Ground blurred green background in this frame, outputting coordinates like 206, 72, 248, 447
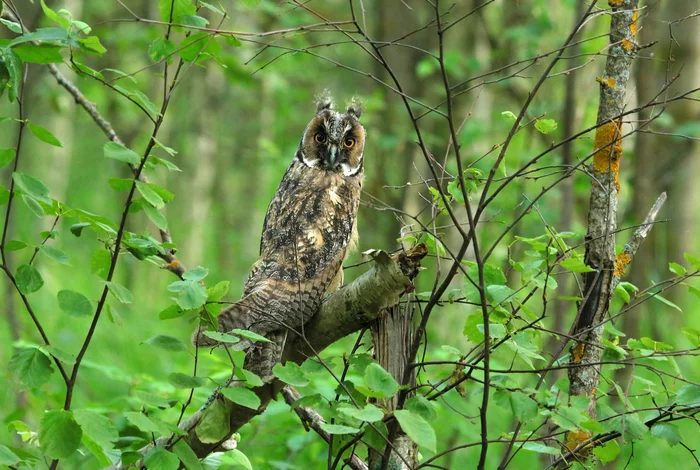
1, 0, 699, 468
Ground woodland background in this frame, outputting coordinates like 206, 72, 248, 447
0, 0, 699, 469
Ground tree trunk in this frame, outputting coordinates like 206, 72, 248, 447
368, 303, 418, 469
567, 0, 640, 454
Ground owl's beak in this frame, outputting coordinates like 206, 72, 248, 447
326, 145, 339, 165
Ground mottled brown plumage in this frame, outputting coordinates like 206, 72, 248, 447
195, 96, 365, 379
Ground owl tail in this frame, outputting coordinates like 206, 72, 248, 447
245, 330, 287, 382
192, 300, 253, 349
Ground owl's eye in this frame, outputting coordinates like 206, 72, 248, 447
343, 137, 355, 149
315, 133, 326, 143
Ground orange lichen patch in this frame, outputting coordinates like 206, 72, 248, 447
592, 120, 623, 191
566, 429, 593, 452
622, 39, 635, 52
614, 251, 632, 276
167, 260, 181, 269
596, 76, 616, 88
608, 0, 623, 6
573, 342, 586, 364
631, 10, 639, 36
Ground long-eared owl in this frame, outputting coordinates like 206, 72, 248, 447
195, 94, 365, 379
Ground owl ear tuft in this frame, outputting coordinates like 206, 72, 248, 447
345, 96, 364, 119
315, 89, 334, 113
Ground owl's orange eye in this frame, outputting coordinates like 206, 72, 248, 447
315, 133, 326, 143
344, 137, 355, 149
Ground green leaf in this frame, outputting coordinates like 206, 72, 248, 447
669, 262, 686, 276
241, 369, 263, 387
207, 280, 229, 301
40, 245, 69, 265
136, 181, 165, 208
4, 240, 27, 251
124, 412, 161, 434
43, 345, 76, 365
149, 38, 177, 63
272, 362, 310, 387
108, 177, 133, 191
240, 0, 262, 7
509, 391, 538, 423
159, 0, 196, 22
651, 293, 681, 312
9, 27, 68, 46
179, 32, 210, 62
594, 439, 620, 463
609, 414, 648, 441
231, 328, 272, 343
172, 440, 204, 470
143, 335, 188, 353
78, 36, 106, 55
57, 290, 93, 317
159, 304, 186, 320
534, 118, 558, 134
12, 172, 51, 203
520, 442, 560, 455
319, 424, 360, 435
195, 399, 230, 443
0, 148, 15, 168
81, 434, 112, 468
27, 122, 63, 146
0, 46, 22, 102
168, 372, 206, 388
152, 156, 181, 171
105, 281, 134, 304
201, 331, 240, 343
23, 195, 44, 217
134, 390, 173, 408
560, 257, 595, 273
0, 18, 22, 34
39, 411, 81, 459
14, 44, 63, 64
220, 450, 252, 470
8, 347, 54, 387
394, 410, 437, 452
91, 249, 111, 278
73, 409, 118, 449
684, 253, 700, 270
144, 447, 180, 470
651, 422, 682, 447
364, 363, 399, 398
0, 445, 19, 465
220, 387, 261, 410
501, 110, 517, 121
405, 396, 437, 422
183, 266, 209, 281
615, 283, 630, 303
182, 15, 209, 27
104, 141, 140, 165
675, 384, 700, 405
132, 90, 161, 116
142, 203, 168, 231
337, 404, 384, 422
682, 327, 700, 346
552, 405, 587, 431
40, 0, 71, 28
15, 264, 44, 294
176, 281, 207, 310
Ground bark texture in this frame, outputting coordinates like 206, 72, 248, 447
368, 304, 418, 469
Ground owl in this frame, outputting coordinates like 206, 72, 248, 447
195, 95, 365, 380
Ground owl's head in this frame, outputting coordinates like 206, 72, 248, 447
296, 95, 365, 176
